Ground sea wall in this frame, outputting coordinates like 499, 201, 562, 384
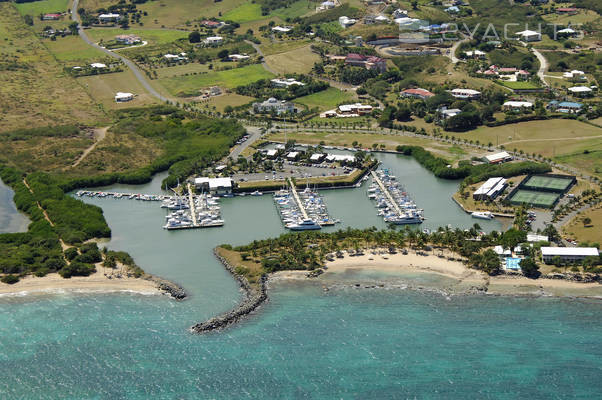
190, 248, 268, 333
149, 276, 187, 299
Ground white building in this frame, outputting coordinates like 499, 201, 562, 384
473, 177, 507, 201
325, 154, 355, 164
115, 92, 134, 102
194, 177, 232, 195
90, 63, 107, 69
265, 149, 278, 159
228, 54, 250, 61
392, 9, 408, 19
272, 26, 292, 33
450, 88, 481, 99
503, 101, 533, 111
253, 97, 295, 115
286, 151, 300, 161
204, 36, 223, 45
483, 151, 512, 164
438, 107, 462, 119
568, 86, 593, 96
338, 103, 372, 115
541, 247, 599, 264
339, 16, 357, 28
464, 50, 486, 58
310, 153, 326, 163
164, 53, 187, 62
516, 30, 541, 42
527, 234, 548, 243
99, 13, 120, 23
271, 78, 305, 88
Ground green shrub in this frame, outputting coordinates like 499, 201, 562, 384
1, 275, 20, 284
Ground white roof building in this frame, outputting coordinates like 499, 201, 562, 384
99, 13, 120, 21
473, 177, 507, 200
465, 50, 486, 57
563, 70, 585, 78
516, 30, 542, 42
271, 78, 305, 87
265, 149, 278, 158
557, 28, 576, 34
229, 54, 250, 60
286, 151, 300, 159
194, 177, 232, 194
450, 88, 481, 99
339, 16, 357, 28
484, 151, 512, 164
90, 63, 107, 69
541, 247, 599, 263
527, 234, 549, 242
310, 153, 326, 162
204, 36, 223, 44
325, 154, 355, 163
115, 92, 134, 102
272, 26, 292, 33
568, 86, 592, 93
503, 101, 533, 109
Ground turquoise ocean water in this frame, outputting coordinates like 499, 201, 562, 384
0, 153, 600, 399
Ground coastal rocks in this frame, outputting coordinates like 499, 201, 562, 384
307, 269, 324, 278
542, 272, 600, 283
190, 249, 268, 333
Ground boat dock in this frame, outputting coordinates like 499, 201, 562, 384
187, 183, 198, 226
368, 169, 424, 225
288, 178, 309, 220
370, 170, 402, 216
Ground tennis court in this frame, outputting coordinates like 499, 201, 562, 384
523, 175, 573, 192
509, 190, 560, 208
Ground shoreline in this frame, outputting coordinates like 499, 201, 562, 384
0, 269, 187, 300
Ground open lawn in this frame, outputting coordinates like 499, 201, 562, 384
223, 2, 263, 23
45, 35, 107, 63
259, 39, 312, 56
203, 93, 255, 112
264, 44, 320, 74
14, 0, 69, 16
296, 87, 356, 110
86, 28, 188, 46
555, 149, 602, 178
562, 206, 602, 244
270, 0, 316, 20
157, 64, 274, 95
542, 9, 600, 25
496, 81, 541, 90
0, 3, 105, 132
77, 70, 159, 109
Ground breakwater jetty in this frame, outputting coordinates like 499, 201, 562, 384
190, 248, 268, 333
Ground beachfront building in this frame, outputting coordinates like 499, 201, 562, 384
271, 78, 305, 88
400, 88, 434, 99
115, 92, 134, 102
472, 177, 507, 201
516, 29, 541, 42
483, 151, 512, 164
194, 177, 232, 195
541, 247, 599, 264
503, 101, 533, 111
450, 88, 481, 100
253, 98, 296, 115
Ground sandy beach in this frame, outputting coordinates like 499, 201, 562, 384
271, 250, 602, 298
0, 269, 161, 296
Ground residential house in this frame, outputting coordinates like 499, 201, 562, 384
568, 86, 593, 97
201, 20, 222, 29
516, 30, 541, 42
253, 98, 296, 115
272, 26, 292, 33
438, 107, 462, 120
483, 151, 512, 164
450, 88, 481, 100
115, 92, 134, 102
115, 34, 141, 45
339, 16, 357, 28
98, 13, 120, 23
344, 53, 387, 72
338, 103, 373, 115
43, 13, 61, 20
556, 8, 578, 15
464, 50, 486, 59
228, 54, 250, 61
546, 101, 583, 114
90, 62, 107, 69
271, 78, 305, 88
400, 88, 435, 99
204, 36, 223, 45
503, 101, 533, 111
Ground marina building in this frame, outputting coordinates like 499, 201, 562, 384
541, 247, 599, 264
483, 151, 512, 164
194, 177, 232, 195
472, 177, 507, 201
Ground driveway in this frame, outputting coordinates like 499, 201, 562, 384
531, 48, 549, 87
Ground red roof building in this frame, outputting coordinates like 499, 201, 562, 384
43, 13, 61, 20
400, 88, 435, 99
344, 53, 387, 72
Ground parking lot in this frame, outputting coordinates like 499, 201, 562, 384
230, 161, 352, 183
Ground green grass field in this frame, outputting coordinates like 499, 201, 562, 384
158, 64, 274, 95
296, 87, 355, 110
45, 36, 107, 62
509, 190, 559, 208
523, 175, 573, 191
270, 0, 315, 20
222, 2, 263, 23
14, 0, 69, 16
496, 80, 541, 90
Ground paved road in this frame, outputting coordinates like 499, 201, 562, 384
245, 40, 277, 75
229, 126, 263, 159
531, 47, 549, 87
448, 37, 469, 64
70, 0, 171, 103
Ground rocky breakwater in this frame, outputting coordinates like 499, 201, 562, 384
190, 248, 268, 333
542, 272, 600, 283
149, 276, 187, 299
